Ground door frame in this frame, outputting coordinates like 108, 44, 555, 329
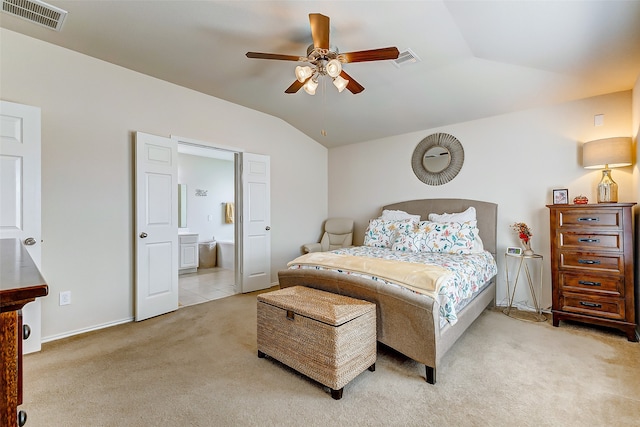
172, 135, 243, 292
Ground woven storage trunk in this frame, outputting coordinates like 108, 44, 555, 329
257, 286, 376, 399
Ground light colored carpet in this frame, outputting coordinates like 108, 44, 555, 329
23, 289, 640, 426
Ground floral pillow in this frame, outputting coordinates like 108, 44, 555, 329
391, 220, 479, 254
363, 218, 416, 248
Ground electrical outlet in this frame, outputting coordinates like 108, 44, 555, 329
59, 291, 71, 306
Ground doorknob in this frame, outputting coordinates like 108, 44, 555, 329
265, 226, 271, 231
139, 232, 148, 238
24, 237, 36, 246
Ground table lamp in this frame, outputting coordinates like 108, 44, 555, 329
582, 137, 632, 203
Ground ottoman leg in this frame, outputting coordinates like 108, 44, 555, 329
331, 387, 343, 400
258, 350, 265, 358
368, 363, 376, 372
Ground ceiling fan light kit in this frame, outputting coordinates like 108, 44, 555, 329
246, 13, 400, 95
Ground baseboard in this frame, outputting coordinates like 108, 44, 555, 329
41, 316, 134, 344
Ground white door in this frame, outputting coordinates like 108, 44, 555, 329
240, 152, 271, 293
135, 132, 178, 321
0, 100, 43, 353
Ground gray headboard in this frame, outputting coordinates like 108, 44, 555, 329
382, 198, 498, 256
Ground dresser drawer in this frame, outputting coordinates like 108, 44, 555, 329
559, 272, 623, 296
560, 293, 625, 320
558, 208, 621, 229
559, 252, 623, 273
558, 232, 622, 251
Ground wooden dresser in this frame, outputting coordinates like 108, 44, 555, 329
1, 239, 48, 427
547, 203, 637, 341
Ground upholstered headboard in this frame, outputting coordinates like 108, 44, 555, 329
382, 198, 498, 257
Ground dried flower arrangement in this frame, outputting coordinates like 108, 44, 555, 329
511, 222, 532, 243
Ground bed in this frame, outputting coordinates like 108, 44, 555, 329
277, 198, 498, 384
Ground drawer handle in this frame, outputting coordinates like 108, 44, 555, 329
18, 410, 27, 426
580, 301, 602, 308
578, 259, 601, 265
23, 324, 31, 340
578, 280, 601, 287
578, 217, 599, 222
578, 238, 600, 243
286, 310, 295, 321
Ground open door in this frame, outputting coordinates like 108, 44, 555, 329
0, 100, 43, 353
239, 152, 271, 293
135, 132, 178, 321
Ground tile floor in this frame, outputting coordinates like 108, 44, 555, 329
178, 267, 237, 307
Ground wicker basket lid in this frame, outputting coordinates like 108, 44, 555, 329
258, 286, 374, 326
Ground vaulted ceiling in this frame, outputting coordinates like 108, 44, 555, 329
2, 1, 639, 147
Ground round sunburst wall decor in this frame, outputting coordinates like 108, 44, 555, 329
411, 133, 464, 185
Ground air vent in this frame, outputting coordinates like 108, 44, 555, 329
393, 48, 421, 68
1, 0, 67, 31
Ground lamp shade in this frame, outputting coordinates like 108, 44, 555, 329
295, 65, 313, 83
332, 75, 349, 92
325, 59, 342, 78
303, 78, 318, 95
582, 137, 632, 169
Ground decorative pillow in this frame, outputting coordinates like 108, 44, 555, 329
427, 207, 484, 253
428, 206, 476, 223
380, 209, 421, 223
363, 218, 416, 248
392, 220, 479, 254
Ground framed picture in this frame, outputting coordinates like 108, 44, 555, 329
506, 247, 523, 256
553, 189, 569, 204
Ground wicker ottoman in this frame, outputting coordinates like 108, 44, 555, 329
257, 286, 376, 400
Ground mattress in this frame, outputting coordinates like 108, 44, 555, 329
287, 246, 498, 326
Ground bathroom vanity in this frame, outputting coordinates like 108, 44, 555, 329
179, 232, 199, 274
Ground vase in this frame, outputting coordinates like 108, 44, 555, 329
522, 240, 534, 256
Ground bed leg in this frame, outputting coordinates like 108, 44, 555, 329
425, 366, 436, 384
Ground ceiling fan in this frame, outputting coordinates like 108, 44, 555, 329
246, 13, 399, 95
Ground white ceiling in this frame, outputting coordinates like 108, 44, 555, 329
1, 1, 639, 148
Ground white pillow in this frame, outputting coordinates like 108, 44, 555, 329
428, 206, 476, 222
427, 207, 484, 253
380, 209, 421, 223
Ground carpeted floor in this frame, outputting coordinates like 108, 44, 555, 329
23, 289, 640, 426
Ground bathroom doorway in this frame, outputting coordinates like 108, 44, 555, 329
176, 138, 239, 307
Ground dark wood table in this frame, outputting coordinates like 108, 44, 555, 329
1, 238, 48, 427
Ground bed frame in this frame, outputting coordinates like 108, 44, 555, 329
277, 198, 497, 384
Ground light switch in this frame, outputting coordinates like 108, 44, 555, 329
208, 215, 213, 222
594, 114, 604, 126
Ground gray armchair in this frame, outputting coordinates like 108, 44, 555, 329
303, 218, 354, 253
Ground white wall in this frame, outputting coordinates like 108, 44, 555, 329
0, 29, 328, 340
328, 91, 634, 310
178, 153, 235, 242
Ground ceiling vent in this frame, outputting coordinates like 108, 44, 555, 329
1, 0, 67, 31
393, 49, 421, 68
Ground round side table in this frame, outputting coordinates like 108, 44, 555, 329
503, 252, 546, 322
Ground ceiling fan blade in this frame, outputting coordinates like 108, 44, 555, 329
339, 47, 400, 63
285, 79, 305, 94
246, 52, 303, 61
340, 70, 365, 94
309, 13, 330, 49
